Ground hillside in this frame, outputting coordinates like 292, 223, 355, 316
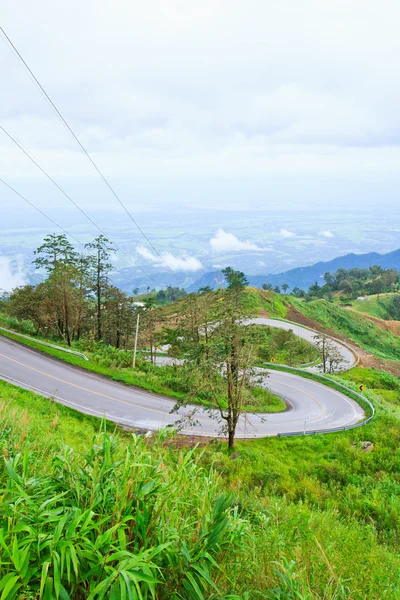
2, 366, 400, 598
189, 247, 400, 292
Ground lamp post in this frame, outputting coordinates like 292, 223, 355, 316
132, 311, 140, 368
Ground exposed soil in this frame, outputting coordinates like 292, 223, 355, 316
345, 309, 400, 336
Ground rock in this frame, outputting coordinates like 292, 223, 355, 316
229, 452, 241, 461
361, 441, 374, 452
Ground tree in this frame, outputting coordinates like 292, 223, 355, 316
33, 234, 79, 345
222, 267, 248, 291
173, 269, 256, 449
262, 283, 273, 291
102, 287, 132, 348
313, 333, 345, 373
140, 298, 162, 364
33, 234, 77, 274
85, 235, 115, 341
292, 287, 305, 298
282, 283, 289, 295
274, 285, 281, 294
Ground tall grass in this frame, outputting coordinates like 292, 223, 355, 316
1, 379, 400, 597
0, 422, 247, 599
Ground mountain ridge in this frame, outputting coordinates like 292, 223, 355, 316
188, 247, 400, 292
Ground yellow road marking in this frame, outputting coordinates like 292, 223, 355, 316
0, 351, 173, 417
0, 349, 330, 429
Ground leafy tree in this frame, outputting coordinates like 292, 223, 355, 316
222, 267, 248, 290
85, 235, 115, 341
292, 287, 305, 297
33, 234, 79, 345
262, 283, 273, 291
33, 233, 77, 274
313, 333, 345, 373
282, 283, 289, 295
173, 271, 256, 449
383, 294, 400, 320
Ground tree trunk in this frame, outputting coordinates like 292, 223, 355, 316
228, 426, 235, 450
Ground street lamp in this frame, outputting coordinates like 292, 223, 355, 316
132, 304, 146, 368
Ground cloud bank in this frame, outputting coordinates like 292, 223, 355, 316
280, 229, 296, 238
0, 256, 26, 291
137, 246, 203, 272
210, 229, 260, 253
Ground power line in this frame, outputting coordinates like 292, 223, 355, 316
0, 25, 183, 284
0, 122, 158, 285
0, 177, 159, 289
0, 177, 82, 246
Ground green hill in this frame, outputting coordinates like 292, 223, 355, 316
292, 298, 400, 361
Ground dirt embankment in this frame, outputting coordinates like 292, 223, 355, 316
284, 307, 400, 377
345, 309, 400, 336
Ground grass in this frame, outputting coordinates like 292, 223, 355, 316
346, 295, 395, 318
292, 298, 400, 360
1, 376, 400, 597
246, 323, 319, 366
0, 382, 245, 599
241, 287, 289, 317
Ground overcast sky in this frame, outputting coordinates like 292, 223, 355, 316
2, 0, 400, 186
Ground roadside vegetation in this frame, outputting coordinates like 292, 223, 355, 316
1, 372, 400, 598
292, 297, 400, 361
246, 323, 319, 365
2, 232, 400, 596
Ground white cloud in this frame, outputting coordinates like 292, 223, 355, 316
280, 229, 296, 238
210, 229, 259, 253
3, 0, 400, 183
0, 256, 26, 291
319, 230, 335, 238
137, 246, 202, 272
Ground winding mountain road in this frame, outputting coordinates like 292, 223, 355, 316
246, 317, 357, 370
0, 319, 363, 438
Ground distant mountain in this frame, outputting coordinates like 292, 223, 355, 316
188, 248, 400, 292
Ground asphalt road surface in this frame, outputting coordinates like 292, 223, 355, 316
0, 333, 364, 438
246, 318, 357, 370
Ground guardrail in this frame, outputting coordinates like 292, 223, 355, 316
0, 327, 89, 361
264, 363, 374, 436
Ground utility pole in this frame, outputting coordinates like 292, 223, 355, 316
132, 312, 140, 368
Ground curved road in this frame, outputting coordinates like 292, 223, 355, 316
247, 318, 357, 370
0, 331, 363, 438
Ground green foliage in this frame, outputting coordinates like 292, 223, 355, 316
246, 324, 319, 366
305, 265, 400, 302
2, 379, 400, 597
0, 422, 244, 598
348, 293, 400, 319
241, 288, 288, 317
293, 298, 400, 360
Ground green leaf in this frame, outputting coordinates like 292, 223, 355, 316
0, 575, 21, 600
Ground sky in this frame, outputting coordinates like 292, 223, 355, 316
1, 1, 400, 286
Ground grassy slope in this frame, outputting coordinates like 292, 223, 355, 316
346, 294, 397, 319
1, 376, 400, 597
292, 297, 400, 360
